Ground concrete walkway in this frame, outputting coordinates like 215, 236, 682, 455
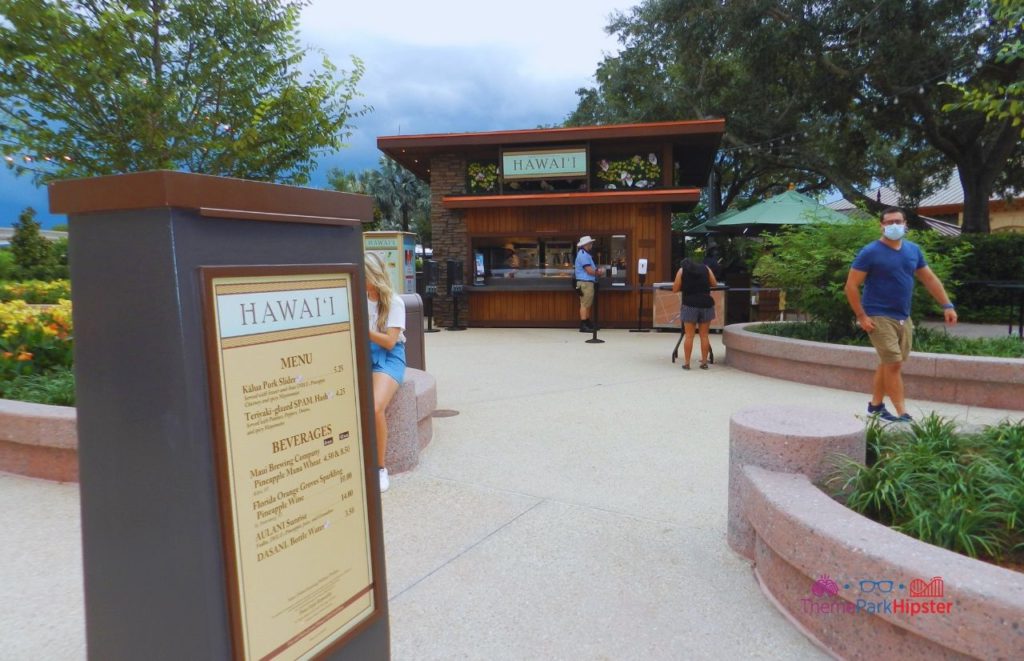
2, 326, 1021, 660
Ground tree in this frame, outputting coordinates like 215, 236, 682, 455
9, 207, 58, 280
945, 0, 1024, 136
569, 0, 1023, 233
368, 157, 430, 235
326, 160, 431, 242
0, 0, 367, 186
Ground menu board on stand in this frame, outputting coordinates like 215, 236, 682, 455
202, 265, 383, 661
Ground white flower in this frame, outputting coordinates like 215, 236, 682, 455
607, 184, 617, 190
648, 153, 658, 164
636, 180, 648, 188
620, 171, 629, 181
475, 173, 485, 181
624, 175, 634, 186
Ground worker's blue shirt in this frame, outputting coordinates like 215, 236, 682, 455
851, 239, 927, 320
575, 249, 596, 282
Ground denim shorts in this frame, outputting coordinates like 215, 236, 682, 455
370, 341, 406, 384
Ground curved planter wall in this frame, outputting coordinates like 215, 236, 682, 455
723, 322, 1024, 411
0, 398, 77, 482
729, 406, 1024, 659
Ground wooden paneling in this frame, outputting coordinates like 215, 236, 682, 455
462, 203, 669, 327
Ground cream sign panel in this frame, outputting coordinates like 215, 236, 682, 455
208, 272, 374, 661
502, 147, 588, 180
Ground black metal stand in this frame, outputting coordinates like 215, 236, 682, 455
447, 286, 466, 331
586, 281, 604, 344
629, 274, 649, 332
424, 285, 440, 333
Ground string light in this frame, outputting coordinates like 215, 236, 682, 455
721, 131, 805, 154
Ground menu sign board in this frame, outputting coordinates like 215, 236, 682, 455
202, 267, 379, 660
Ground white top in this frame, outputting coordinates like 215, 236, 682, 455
368, 293, 406, 344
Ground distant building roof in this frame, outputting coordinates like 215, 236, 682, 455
827, 174, 1002, 213
0, 227, 67, 244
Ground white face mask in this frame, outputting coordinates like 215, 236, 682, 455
883, 223, 906, 241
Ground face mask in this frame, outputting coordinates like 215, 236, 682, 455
883, 223, 906, 241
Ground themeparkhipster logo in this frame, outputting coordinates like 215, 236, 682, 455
802, 574, 953, 616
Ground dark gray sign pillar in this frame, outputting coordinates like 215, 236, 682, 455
49, 171, 389, 660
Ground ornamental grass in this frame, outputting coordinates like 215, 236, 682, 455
830, 415, 1024, 566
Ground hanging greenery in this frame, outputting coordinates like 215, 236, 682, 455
467, 162, 499, 193
594, 154, 661, 190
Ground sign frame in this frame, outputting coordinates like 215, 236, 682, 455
500, 144, 589, 181
200, 264, 385, 661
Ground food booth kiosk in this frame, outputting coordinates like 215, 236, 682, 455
377, 120, 725, 328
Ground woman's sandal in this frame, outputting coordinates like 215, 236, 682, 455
699, 362, 709, 370
682, 363, 691, 370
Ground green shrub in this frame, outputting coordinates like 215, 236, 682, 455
9, 207, 60, 280
753, 321, 1024, 358
831, 415, 1024, 562
754, 222, 971, 341
933, 233, 1024, 323
0, 367, 75, 405
753, 221, 878, 340
0, 250, 16, 280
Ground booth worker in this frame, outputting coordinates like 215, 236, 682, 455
575, 235, 600, 332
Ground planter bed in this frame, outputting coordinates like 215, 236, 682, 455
728, 405, 1024, 659
0, 398, 77, 482
723, 322, 1024, 411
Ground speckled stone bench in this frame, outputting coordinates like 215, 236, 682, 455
383, 367, 437, 473
727, 405, 1024, 659
0, 398, 78, 482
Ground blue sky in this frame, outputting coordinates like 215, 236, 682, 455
0, 0, 629, 228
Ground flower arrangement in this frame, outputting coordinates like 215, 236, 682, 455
595, 153, 661, 190
467, 162, 500, 194
0, 279, 71, 304
0, 298, 73, 382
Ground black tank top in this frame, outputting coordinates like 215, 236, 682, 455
681, 262, 714, 308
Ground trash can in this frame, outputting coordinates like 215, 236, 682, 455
400, 293, 425, 370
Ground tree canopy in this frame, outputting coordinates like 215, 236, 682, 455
0, 0, 367, 186
569, 0, 1024, 233
945, 0, 1024, 136
328, 157, 431, 242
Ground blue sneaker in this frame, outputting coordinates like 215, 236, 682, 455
895, 413, 914, 424
867, 402, 899, 422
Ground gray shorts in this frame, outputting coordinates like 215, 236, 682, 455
681, 305, 715, 324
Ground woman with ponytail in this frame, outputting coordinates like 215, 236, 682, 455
364, 253, 406, 492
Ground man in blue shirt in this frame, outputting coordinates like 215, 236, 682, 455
844, 208, 958, 422
574, 235, 600, 332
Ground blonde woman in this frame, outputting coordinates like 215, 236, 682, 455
365, 253, 406, 492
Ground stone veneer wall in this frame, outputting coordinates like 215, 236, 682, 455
429, 154, 468, 327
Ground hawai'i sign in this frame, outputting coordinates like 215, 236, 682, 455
501, 146, 587, 180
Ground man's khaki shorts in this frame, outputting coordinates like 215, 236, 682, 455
577, 281, 595, 308
867, 316, 913, 364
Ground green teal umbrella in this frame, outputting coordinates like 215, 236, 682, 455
711, 190, 851, 230
685, 208, 739, 235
